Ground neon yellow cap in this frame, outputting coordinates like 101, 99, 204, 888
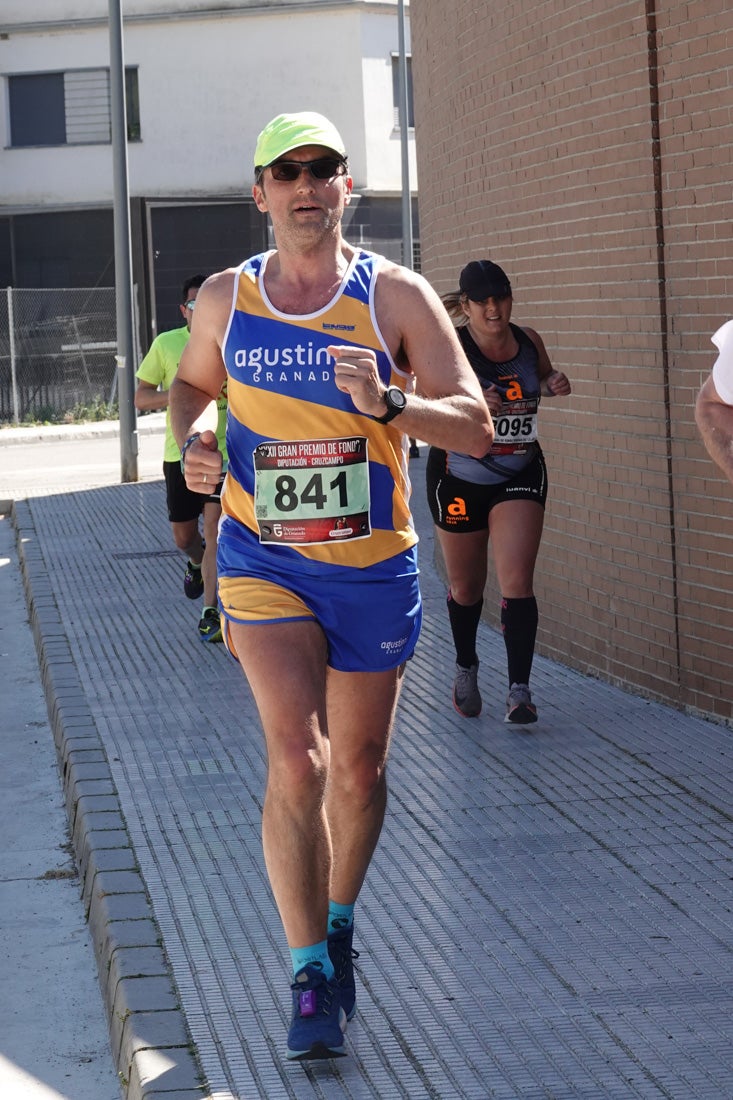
253, 112, 347, 170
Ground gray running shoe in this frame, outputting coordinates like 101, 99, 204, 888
453, 662, 482, 717
505, 683, 538, 724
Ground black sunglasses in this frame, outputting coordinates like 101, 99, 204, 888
264, 157, 347, 183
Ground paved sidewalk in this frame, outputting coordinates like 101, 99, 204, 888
0, 509, 121, 1100
0, 410, 166, 447
4, 424, 733, 1099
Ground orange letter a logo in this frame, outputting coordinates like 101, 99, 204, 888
447, 496, 467, 517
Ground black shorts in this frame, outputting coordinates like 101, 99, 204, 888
163, 460, 212, 523
426, 448, 548, 533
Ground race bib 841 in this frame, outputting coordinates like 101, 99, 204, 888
253, 436, 371, 545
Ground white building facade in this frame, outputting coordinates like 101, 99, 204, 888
0, 0, 415, 335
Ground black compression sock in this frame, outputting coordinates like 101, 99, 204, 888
447, 591, 484, 668
500, 596, 538, 686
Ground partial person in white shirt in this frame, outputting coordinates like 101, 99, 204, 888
695, 320, 733, 484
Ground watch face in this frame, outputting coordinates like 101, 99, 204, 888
376, 385, 406, 423
387, 386, 406, 410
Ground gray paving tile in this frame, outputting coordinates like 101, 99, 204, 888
13, 476, 733, 1100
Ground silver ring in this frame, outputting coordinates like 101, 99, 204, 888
203, 475, 207, 484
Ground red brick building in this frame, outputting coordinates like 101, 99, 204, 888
410, 0, 733, 721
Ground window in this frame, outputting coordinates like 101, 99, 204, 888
8, 73, 66, 146
8, 68, 140, 147
391, 53, 414, 129
124, 68, 141, 142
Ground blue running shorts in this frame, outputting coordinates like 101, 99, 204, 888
217, 518, 422, 673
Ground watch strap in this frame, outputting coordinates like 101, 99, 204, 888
180, 432, 202, 472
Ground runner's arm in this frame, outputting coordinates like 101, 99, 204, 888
523, 326, 571, 397
370, 266, 494, 457
134, 379, 168, 412
170, 274, 230, 487
696, 373, 733, 486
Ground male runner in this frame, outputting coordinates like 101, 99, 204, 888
170, 111, 493, 1059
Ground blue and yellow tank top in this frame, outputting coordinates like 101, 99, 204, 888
220, 249, 416, 571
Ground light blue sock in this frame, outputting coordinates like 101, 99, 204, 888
328, 900, 355, 933
290, 940, 334, 981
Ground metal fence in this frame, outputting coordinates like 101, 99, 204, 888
0, 287, 137, 424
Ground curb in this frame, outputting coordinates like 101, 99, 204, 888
0, 413, 166, 447
12, 498, 207, 1100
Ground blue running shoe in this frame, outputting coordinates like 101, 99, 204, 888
328, 925, 359, 1021
286, 966, 346, 1061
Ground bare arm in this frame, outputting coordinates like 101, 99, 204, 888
134, 379, 169, 412
523, 326, 571, 397
695, 373, 733, 485
332, 265, 494, 457
170, 273, 231, 489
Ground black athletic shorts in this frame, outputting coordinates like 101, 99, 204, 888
426, 448, 548, 533
163, 460, 212, 523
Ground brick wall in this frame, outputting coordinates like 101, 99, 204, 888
411, 0, 733, 721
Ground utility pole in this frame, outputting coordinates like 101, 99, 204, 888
109, 0, 138, 481
397, 0, 413, 270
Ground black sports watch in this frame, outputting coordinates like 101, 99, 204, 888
375, 385, 407, 424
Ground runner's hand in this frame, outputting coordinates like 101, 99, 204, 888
182, 430, 223, 493
545, 370, 571, 396
484, 384, 503, 416
328, 344, 386, 418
